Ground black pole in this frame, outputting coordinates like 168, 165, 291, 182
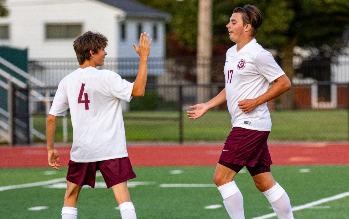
11, 83, 16, 145
347, 83, 349, 141
179, 84, 183, 144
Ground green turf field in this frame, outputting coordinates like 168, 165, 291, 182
32, 109, 348, 142
1, 166, 348, 218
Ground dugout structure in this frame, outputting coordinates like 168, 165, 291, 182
0, 46, 30, 145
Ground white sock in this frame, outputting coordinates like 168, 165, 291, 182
217, 181, 245, 219
119, 202, 137, 219
263, 183, 294, 219
61, 207, 77, 219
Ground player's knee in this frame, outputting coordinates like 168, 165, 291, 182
213, 172, 226, 186
64, 189, 79, 203
253, 180, 265, 191
254, 180, 274, 192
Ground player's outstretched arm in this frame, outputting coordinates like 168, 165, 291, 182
187, 103, 210, 119
46, 114, 60, 170
187, 88, 227, 119
132, 32, 152, 97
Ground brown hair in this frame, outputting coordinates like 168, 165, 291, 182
233, 4, 262, 37
73, 31, 108, 65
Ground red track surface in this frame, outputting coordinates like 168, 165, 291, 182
0, 142, 348, 168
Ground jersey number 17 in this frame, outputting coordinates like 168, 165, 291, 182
227, 70, 234, 83
78, 83, 90, 110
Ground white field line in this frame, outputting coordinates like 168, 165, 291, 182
252, 191, 349, 219
0, 178, 66, 192
0, 173, 102, 192
160, 184, 216, 187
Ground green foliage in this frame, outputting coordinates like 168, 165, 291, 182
129, 91, 177, 111
135, 0, 349, 54
290, 0, 349, 49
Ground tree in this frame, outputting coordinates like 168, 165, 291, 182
136, 0, 348, 60
136, 0, 349, 107
276, 0, 349, 108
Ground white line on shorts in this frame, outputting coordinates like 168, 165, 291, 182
252, 191, 349, 219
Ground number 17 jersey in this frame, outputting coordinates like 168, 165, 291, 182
49, 66, 134, 162
224, 39, 285, 131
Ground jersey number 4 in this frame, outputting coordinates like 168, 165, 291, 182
78, 83, 90, 110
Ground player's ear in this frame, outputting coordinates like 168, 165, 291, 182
89, 50, 95, 58
244, 23, 252, 32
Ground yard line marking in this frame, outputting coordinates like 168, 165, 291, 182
252, 191, 349, 219
0, 173, 104, 192
0, 178, 66, 192
160, 184, 216, 187
205, 204, 222, 209
43, 171, 58, 175
45, 181, 155, 189
170, 170, 183, 174
28, 206, 49, 211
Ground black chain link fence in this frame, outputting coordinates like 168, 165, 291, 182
1, 56, 349, 144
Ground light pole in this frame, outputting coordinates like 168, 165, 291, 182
196, 0, 212, 103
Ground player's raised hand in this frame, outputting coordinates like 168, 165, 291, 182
133, 32, 152, 60
187, 103, 209, 119
48, 149, 60, 170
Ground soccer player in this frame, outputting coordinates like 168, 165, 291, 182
46, 31, 151, 219
187, 5, 294, 219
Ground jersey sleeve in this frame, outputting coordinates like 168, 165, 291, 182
49, 80, 69, 116
106, 71, 134, 102
255, 51, 285, 83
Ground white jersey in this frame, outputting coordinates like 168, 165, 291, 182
49, 66, 134, 162
224, 39, 285, 131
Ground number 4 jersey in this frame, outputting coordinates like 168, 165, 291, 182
49, 66, 134, 162
224, 39, 285, 132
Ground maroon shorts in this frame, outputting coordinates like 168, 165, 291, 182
219, 127, 272, 168
66, 157, 136, 188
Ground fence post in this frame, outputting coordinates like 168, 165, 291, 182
63, 116, 68, 143
7, 79, 13, 145
179, 84, 183, 144
10, 82, 16, 144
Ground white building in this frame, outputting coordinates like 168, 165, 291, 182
292, 46, 349, 109
0, 0, 170, 59
0, 0, 171, 85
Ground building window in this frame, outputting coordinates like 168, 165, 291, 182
0, 25, 9, 39
45, 24, 82, 39
137, 23, 142, 38
153, 24, 157, 41
120, 22, 126, 41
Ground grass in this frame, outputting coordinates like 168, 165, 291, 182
32, 109, 348, 142
0, 166, 349, 218
269, 110, 348, 141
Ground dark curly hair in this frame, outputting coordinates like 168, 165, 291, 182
73, 31, 108, 65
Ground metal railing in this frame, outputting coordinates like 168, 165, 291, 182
0, 57, 49, 144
